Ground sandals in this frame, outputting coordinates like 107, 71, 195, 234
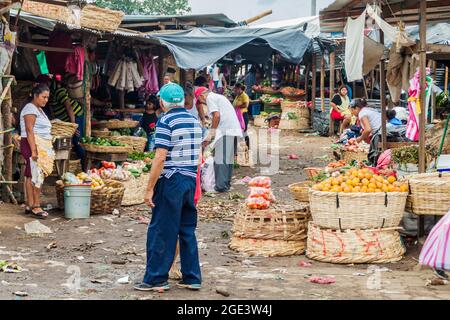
24, 206, 32, 215
30, 207, 49, 219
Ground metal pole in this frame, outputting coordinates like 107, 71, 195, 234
418, 0, 427, 173
380, 30, 387, 151
311, 0, 317, 16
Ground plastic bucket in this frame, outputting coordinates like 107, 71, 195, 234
64, 185, 92, 219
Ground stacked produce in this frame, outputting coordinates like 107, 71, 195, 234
61, 172, 105, 189
306, 166, 407, 264
80, 136, 127, 147
279, 87, 309, 130
230, 176, 311, 257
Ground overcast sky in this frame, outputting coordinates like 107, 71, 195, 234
188, 0, 335, 23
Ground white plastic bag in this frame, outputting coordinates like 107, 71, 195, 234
201, 156, 215, 192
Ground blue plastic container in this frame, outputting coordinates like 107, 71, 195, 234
250, 102, 262, 116
64, 185, 92, 219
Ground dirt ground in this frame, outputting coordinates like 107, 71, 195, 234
1, 129, 449, 300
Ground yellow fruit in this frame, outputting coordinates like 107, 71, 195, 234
352, 171, 359, 177
368, 183, 377, 190
361, 178, 369, 186
343, 186, 352, 193
375, 189, 382, 193
387, 185, 395, 192
382, 179, 389, 185
367, 188, 375, 193
312, 185, 321, 191
358, 172, 365, 179
353, 186, 361, 193
331, 178, 339, 186
400, 184, 409, 192
361, 186, 368, 193
364, 173, 372, 180
376, 182, 383, 189
382, 185, 389, 193
387, 176, 396, 184
352, 177, 360, 186
331, 186, 340, 193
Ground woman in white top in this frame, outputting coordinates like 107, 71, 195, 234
350, 98, 382, 144
20, 83, 52, 218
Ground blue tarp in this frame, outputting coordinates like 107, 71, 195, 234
147, 27, 312, 70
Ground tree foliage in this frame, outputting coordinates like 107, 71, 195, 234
95, 0, 191, 15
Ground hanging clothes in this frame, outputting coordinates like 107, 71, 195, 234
65, 46, 85, 81
139, 52, 159, 95
406, 70, 422, 142
108, 58, 143, 92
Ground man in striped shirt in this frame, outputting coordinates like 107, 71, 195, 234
134, 83, 203, 292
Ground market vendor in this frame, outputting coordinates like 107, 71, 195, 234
140, 95, 162, 151
195, 87, 243, 193
47, 74, 86, 165
233, 83, 250, 133
350, 99, 382, 144
19, 83, 54, 218
134, 83, 202, 292
330, 85, 354, 134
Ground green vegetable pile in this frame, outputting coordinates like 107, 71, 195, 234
392, 146, 419, 165
437, 92, 449, 109
128, 151, 156, 161
80, 137, 126, 147
287, 112, 298, 120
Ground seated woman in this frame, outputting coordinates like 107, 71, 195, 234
350, 99, 382, 144
330, 85, 354, 134
387, 109, 403, 126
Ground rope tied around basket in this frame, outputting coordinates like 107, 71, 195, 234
384, 193, 388, 207
336, 193, 340, 208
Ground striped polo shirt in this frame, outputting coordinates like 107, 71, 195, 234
155, 107, 202, 179
49, 86, 83, 122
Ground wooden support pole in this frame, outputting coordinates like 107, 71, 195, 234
320, 55, 325, 113
83, 39, 91, 138
304, 64, 310, 102
380, 31, 387, 152
445, 66, 449, 95
311, 53, 317, 109
431, 60, 437, 122
418, 0, 427, 173
329, 51, 335, 100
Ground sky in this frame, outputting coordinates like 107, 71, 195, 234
188, 0, 335, 23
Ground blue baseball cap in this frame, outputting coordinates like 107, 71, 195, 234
157, 83, 185, 104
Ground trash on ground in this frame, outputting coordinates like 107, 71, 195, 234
46, 242, 57, 250
288, 154, 299, 159
117, 276, 129, 284
13, 291, 28, 297
216, 286, 230, 297
24, 220, 53, 235
309, 276, 336, 284
426, 278, 448, 286
298, 261, 312, 267
0, 261, 22, 273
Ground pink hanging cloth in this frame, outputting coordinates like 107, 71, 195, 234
65, 46, 85, 81
406, 70, 421, 142
419, 210, 450, 270
139, 52, 159, 95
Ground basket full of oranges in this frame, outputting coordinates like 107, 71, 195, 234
308, 168, 408, 230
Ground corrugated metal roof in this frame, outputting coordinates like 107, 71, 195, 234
122, 13, 236, 27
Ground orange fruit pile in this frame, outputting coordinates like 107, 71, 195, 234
311, 168, 409, 193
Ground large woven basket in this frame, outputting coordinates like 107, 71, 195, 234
306, 222, 405, 264
282, 94, 305, 101
22, 0, 77, 24
229, 237, 306, 257
309, 190, 407, 230
288, 181, 313, 203
278, 119, 301, 130
94, 120, 139, 130
51, 120, 78, 137
408, 172, 450, 216
90, 180, 124, 215
253, 116, 266, 127
92, 129, 111, 138
281, 103, 310, 119
80, 5, 124, 32
232, 204, 310, 241
56, 180, 124, 214
341, 149, 368, 163
109, 136, 147, 152
80, 143, 133, 154
118, 173, 150, 206
68, 159, 82, 174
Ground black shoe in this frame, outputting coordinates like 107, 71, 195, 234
176, 281, 201, 290
133, 282, 170, 292
433, 268, 449, 280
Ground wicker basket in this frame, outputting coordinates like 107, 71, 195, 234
56, 180, 124, 214
92, 129, 111, 138
278, 119, 301, 130
229, 237, 306, 257
80, 143, 133, 154
306, 222, 405, 264
80, 5, 124, 32
109, 136, 147, 152
341, 149, 368, 163
51, 120, 78, 137
281, 103, 310, 119
22, 0, 77, 24
282, 94, 305, 101
408, 172, 450, 216
253, 116, 266, 127
232, 204, 310, 241
90, 180, 124, 215
288, 181, 313, 203
405, 194, 413, 213
118, 174, 150, 206
68, 159, 82, 174
309, 190, 407, 230
94, 120, 139, 130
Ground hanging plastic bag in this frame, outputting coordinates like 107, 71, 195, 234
201, 156, 215, 192
35, 51, 49, 75
133, 126, 147, 138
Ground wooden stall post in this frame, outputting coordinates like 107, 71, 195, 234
380, 30, 387, 152
431, 60, 437, 122
83, 40, 91, 138
329, 51, 335, 99
1, 76, 14, 202
418, 0, 427, 174
311, 53, 316, 109
304, 64, 310, 102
